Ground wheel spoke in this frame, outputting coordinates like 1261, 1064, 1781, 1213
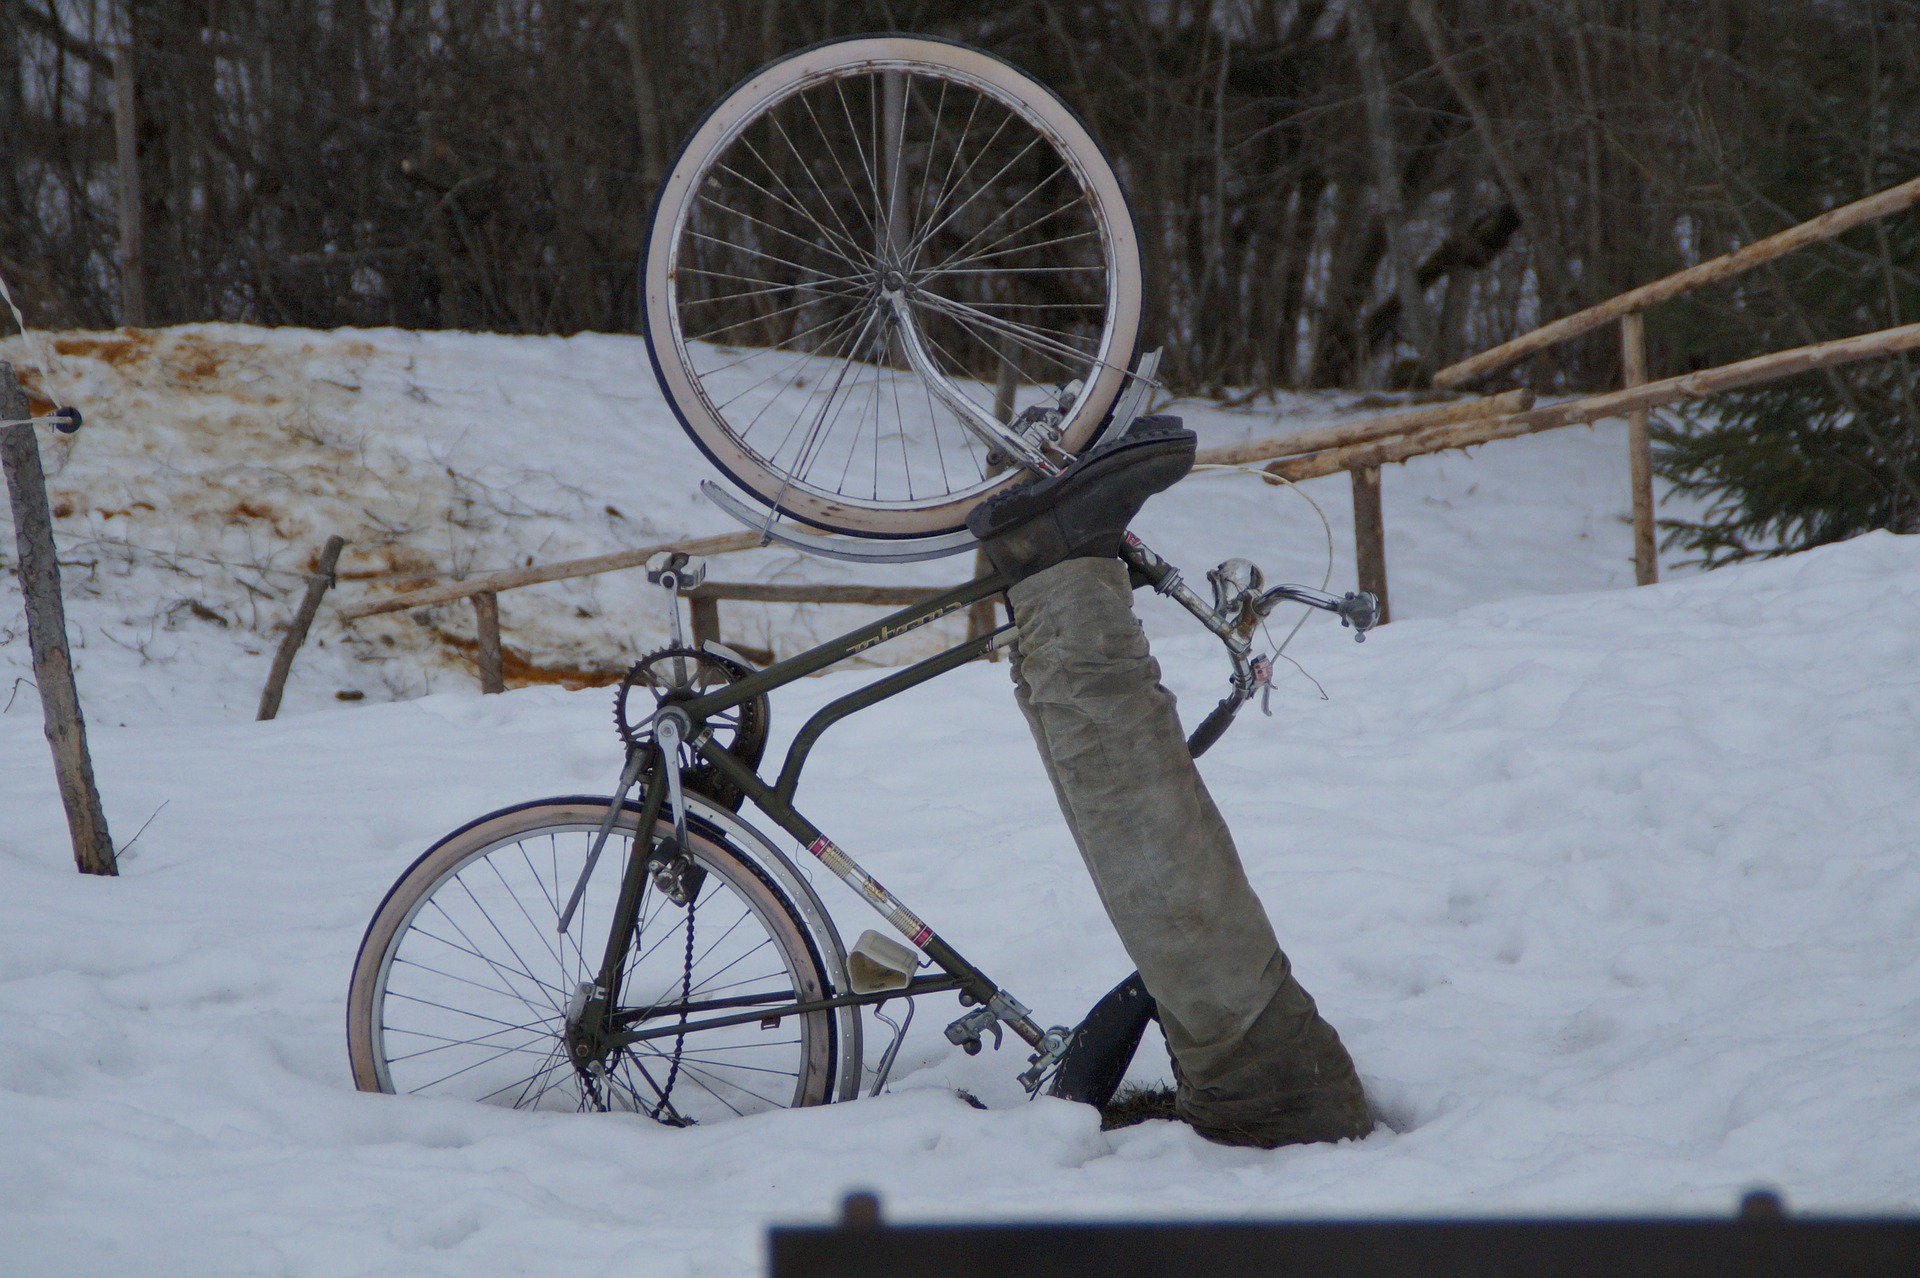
697, 183, 869, 279
914, 162, 1076, 280
412, 908, 567, 1010
923, 202, 1098, 277
687, 285, 869, 348
742, 302, 884, 470
702, 303, 872, 402
767, 108, 876, 265
904, 131, 1044, 268
714, 145, 872, 272
684, 227, 857, 291
448, 875, 568, 1018
911, 290, 1114, 378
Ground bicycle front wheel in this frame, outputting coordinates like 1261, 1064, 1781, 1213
347, 797, 838, 1123
644, 35, 1144, 538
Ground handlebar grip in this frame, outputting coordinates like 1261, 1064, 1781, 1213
1339, 590, 1380, 635
1186, 692, 1244, 759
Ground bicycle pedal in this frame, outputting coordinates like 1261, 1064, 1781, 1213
647, 848, 706, 905
945, 1005, 1003, 1055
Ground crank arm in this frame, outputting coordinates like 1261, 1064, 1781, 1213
655, 711, 693, 856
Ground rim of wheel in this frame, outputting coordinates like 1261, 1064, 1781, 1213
644, 35, 1143, 538
357, 808, 833, 1121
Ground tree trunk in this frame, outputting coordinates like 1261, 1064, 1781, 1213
112, 42, 147, 326
1347, 2, 1437, 376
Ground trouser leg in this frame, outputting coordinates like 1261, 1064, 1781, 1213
1006, 557, 1370, 1145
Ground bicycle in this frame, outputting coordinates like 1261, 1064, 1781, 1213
346, 34, 1377, 1125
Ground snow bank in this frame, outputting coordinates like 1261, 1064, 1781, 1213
5, 327, 1912, 1276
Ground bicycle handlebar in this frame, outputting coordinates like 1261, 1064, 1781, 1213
1185, 686, 1251, 758
1116, 537, 1378, 759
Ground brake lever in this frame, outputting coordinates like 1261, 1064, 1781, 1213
1252, 653, 1274, 715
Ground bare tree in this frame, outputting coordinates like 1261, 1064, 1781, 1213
4, 0, 1912, 399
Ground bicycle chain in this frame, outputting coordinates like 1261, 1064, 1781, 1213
647, 893, 697, 1124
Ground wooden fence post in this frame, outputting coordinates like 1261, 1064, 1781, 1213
1, 363, 116, 875
1620, 311, 1658, 585
1351, 464, 1390, 625
688, 592, 721, 650
256, 534, 346, 720
472, 590, 505, 693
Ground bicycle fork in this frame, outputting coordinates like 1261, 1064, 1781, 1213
556, 744, 712, 1103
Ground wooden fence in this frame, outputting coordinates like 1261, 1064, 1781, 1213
1245, 171, 1920, 613
318, 172, 1919, 691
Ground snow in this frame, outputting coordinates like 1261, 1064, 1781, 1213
4, 326, 1917, 1275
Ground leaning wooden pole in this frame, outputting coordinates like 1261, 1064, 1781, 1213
257, 534, 347, 721
1, 363, 116, 875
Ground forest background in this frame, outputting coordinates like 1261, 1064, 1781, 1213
4, 0, 1917, 561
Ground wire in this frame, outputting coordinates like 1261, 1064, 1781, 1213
0, 267, 70, 414
1187, 458, 1335, 661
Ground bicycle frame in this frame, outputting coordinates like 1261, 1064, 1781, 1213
573, 565, 1080, 1086
571, 539, 1371, 1092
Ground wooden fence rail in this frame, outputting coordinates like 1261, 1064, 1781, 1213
1434, 173, 1920, 390
1267, 322, 1920, 486
336, 529, 766, 621
1192, 389, 1532, 469
1417, 170, 1920, 588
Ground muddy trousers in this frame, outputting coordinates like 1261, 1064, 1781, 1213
1007, 557, 1370, 1145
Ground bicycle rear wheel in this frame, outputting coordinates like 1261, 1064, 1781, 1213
644, 35, 1143, 538
348, 797, 837, 1123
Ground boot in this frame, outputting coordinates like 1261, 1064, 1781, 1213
965, 415, 1194, 583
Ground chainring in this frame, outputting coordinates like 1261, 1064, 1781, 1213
613, 646, 769, 812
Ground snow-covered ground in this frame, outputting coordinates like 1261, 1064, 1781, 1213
4, 327, 1916, 1275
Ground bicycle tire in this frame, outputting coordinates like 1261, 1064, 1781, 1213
643, 34, 1144, 538
347, 797, 837, 1123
